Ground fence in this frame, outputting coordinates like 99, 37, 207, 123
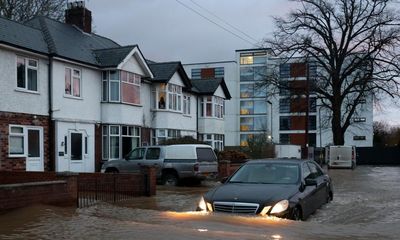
77, 168, 156, 208
357, 147, 400, 165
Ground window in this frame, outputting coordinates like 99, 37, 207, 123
146, 148, 161, 160
152, 129, 181, 145
254, 66, 266, 81
109, 70, 120, 102
65, 67, 81, 97
9, 126, 24, 155
214, 134, 224, 151
121, 71, 141, 104
214, 97, 224, 119
109, 126, 120, 159
125, 148, 145, 160
70, 132, 83, 160
240, 84, 253, 98
158, 84, 166, 109
196, 148, 217, 162
102, 126, 109, 159
307, 162, 323, 178
279, 98, 290, 113
205, 96, 213, 117
103, 125, 140, 160
17, 56, 38, 92
168, 84, 182, 111
191, 68, 201, 79
102, 71, 108, 101
240, 100, 267, 115
183, 95, 191, 114
280, 116, 291, 130
302, 163, 312, 179
279, 63, 290, 79
240, 67, 254, 81
240, 117, 267, 131
280, 134, 290, 144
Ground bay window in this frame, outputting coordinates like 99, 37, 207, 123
199, 96, 225, 119
152, 129, 181, 145
102, 70, 141, 104
102, 125, 140, 160
151, 84, 183, 112
198, 134, 224, 151
17, 56, 38, 92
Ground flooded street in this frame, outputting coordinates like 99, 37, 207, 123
1, 166, 400, 239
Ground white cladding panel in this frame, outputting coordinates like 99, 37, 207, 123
120, 53, 146, 76
0, 48, 49, 115
169, 72, 185, 87
51, 60, 101, 122
214, 86, 226, 98
198, 118, 225, 135
101, 103, 144, 126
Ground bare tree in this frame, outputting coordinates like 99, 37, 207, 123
264, 0, 400, 145
0, 0, 67, 22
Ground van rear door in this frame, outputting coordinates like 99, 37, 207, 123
196, 147, 218, 175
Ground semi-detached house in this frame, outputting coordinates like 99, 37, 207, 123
0, 4, 231, 173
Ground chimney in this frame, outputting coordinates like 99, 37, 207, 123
65, 1, 92, 33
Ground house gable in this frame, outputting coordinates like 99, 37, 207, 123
214, 86, 226, 99
117, 47, 153, 78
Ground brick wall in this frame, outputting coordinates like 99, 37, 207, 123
0, 111, 50, 171
218, 161, 243, 178
94, 124, 102, 172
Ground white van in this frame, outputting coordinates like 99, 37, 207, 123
325, 145, 356, 169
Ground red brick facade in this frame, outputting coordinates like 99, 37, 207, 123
0, 111, 50, 171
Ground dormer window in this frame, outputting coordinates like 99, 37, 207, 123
102, 70, 141, 105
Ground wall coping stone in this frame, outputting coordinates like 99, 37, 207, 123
0, 180, 66, 189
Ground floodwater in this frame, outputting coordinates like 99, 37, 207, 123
1, 166, 400, 240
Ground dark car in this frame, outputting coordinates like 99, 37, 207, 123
198, 159, 333, 220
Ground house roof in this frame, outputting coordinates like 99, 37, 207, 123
148, 61, 192, 88
191, 78, 232, 99
24, 16, 120, 66
93, 45, 137, 68
0, 16, 48, 54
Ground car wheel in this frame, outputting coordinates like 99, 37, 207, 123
162, 173, 179, 186
105, 168, 119, 173
290, 206, 302, 221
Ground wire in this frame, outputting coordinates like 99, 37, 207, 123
175, 0, 258, 46
189, 0, 259, 43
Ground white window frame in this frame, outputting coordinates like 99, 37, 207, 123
103, 125, 141, 160
109, 70, 120, 102
121, 71, 141, 105
214, 96, 224, 119
167, 84, 182, 112
64, 67, 82, 98
183, 95, 191, 115
16, 56, 38, 93
8, 125, 26, 157
102, 71, 108, 102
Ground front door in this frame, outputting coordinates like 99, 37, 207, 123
69, 131, 86, 172
26, 128, 44, 172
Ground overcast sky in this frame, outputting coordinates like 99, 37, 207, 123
85, 0, 399, 125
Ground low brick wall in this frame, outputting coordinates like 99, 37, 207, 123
0, 177, 77, 212
0, 168, 156, 211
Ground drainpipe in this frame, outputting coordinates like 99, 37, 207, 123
48, 55, 54, 171
196, 96, 199, 140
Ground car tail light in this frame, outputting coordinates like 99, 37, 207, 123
194, 163, 199, 172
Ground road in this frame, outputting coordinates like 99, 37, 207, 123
1, 166, 400, 239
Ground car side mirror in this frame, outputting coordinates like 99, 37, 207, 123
305, 178, 318, 186
220, 177, 228, 184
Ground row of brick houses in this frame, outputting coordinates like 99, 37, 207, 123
0, 4, 231, 172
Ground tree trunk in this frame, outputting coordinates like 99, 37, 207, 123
331, 99, 345, 145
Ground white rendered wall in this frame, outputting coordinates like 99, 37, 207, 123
51, 60, 101, 123
0, 47, 49, 116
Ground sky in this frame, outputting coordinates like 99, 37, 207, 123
85, 0, 399, 125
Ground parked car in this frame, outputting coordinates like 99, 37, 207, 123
101, 144, 218, 186
326, 145, 356, 169
197, 159, 333, 220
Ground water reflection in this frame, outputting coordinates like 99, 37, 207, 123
1, 167, 400, 239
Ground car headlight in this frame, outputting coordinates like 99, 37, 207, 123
270, 200, 289, 214
198, 197, 213, 212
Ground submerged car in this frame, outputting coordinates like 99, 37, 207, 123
198, 159, 333, 220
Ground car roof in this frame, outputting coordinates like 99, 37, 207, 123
246, 158, 307, 165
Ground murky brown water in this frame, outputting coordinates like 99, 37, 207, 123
1, 166, 400, 240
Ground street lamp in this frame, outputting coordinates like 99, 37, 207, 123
267, 100, 273, 142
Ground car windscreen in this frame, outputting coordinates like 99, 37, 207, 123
196, 148, 217, 162
229, 162, 300, 184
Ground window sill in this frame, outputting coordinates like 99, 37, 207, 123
199, 117, 224, 120
151, 109, 183, 114
15, 88, 40, 95
183, 114, 192, 118
8, 154, 26, 158
102, 101, 143, 107
64, 94, 83, 100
